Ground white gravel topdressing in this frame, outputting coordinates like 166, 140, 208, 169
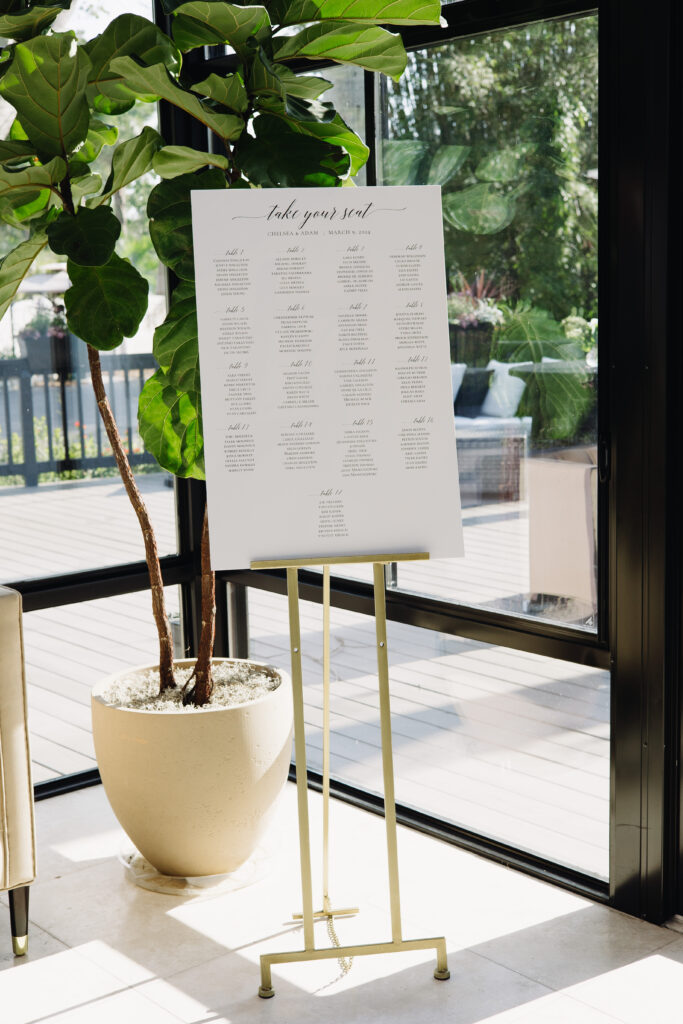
99, 660, 282, 712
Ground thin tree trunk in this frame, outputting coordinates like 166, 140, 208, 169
183, 504, 215, 706
87, 344, 176, 691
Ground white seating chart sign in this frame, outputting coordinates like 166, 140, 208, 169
191, 185, 463, 570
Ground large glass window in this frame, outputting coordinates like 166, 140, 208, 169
247, 587, 609, 879
327, 17, 599, 633
239, 16, 605, 881
325, 65, 367, 185
24, 587, 181, 783
1, 0, 182, 788
0, 0, 175, 582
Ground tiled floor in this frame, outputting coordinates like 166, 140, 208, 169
1, 784, 681, 1023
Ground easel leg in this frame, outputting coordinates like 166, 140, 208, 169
290, 565, 359, 926
287, 567, 315, 951
373, 562, 403, 944
260, 568, 316, 998
322, 564, 331, 914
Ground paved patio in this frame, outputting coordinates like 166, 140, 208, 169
0, 474, 610, 879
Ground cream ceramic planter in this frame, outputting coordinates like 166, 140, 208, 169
91, 658, 292, 878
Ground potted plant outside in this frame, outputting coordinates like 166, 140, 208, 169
15, 296, 68, 372
446, 271, 505, 366
0, 0, 441, 876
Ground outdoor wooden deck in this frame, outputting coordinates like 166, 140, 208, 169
0, 474, 609, 879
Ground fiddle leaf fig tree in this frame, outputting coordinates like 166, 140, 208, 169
0, 0, 442, 704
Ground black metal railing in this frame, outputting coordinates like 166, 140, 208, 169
0, 346, 158, 486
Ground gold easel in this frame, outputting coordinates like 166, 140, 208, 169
250, 552, 450, 998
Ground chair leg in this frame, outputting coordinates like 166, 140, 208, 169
9, 885, 29, 956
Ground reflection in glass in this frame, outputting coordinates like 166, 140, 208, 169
248, 589, 609, 879
324, 64, 367, 186
371, 17, 599, 629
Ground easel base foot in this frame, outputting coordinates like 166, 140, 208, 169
258, 935, 449, 998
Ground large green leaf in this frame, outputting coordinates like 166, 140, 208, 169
138, 367, 204, 479
251, 53, 336, 120
85, 14, 181, 114
284, 93, 335, 122
67, 161, 93, 178
475, 144, 536, 183
47, 205, 121, 266
65, 253, 148, 350
252, 51, 336, 121
271, 0, 441, 27
0, 149, 55, 225
0, 33, 90, 157
0, 138, 36, 164
172, 1, 270, 56
0, 6, 61, 42
147, 168, 227, 280
273, 22, 407, 81
249, 46, 285, 99
276, 70, 332, 100
426, 144, 469, 185
71, 119, 118, 165
192, 72, 248, 113
109, 58, 244, 143
442, 183, 516, 235
515, 363, 594, 444
91, 126, 163, 206
236, 113, 349, 186
283, 110, 367, 176
70, 172, 102, 204
153, 145, 229, 178
0, 228, 48, 322
153, 282, 199, 393
257, 89, 335, 123
0, 155, 65, 206
380, 139, 426, 185
0, 187, 50, 225
495, 307, 567, 349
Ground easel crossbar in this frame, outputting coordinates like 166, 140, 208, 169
250, 551, 428, 570
263, 936, 449, 966
258, 937, 450, 997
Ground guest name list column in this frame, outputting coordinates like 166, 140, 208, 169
191, 185, 463, 570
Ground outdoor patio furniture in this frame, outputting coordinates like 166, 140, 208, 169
0, 586, 36, 956
455, 415, 531, 506
452, 363, 532, 505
